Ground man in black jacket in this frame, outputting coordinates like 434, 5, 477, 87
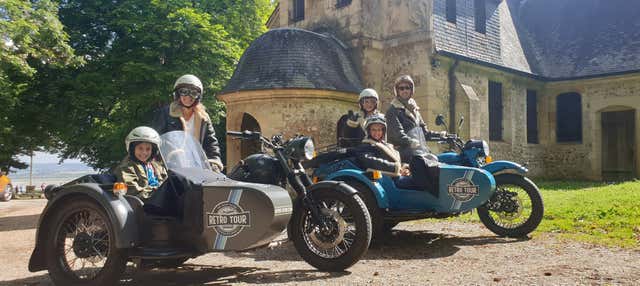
385, 75, 444, 195
385, 75, 446, 162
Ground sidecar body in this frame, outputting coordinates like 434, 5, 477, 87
309, 154, 495, 222
29, 131, 292, 279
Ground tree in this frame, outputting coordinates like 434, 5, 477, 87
29, 0, 274, 169
0, 0, 80, 171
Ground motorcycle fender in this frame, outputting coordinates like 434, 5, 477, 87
482, 160, 528, 175
308, 180, 358, 197
325, 170, 390, 209
29, 184, 139, 272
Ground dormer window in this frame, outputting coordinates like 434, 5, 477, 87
292, 0, 304, 22
336, 0, 352, 9
446, 0, 456, 24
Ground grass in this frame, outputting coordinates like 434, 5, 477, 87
435, 179, 640, 249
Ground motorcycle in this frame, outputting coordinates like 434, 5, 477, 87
307, 116, 544, 241
433, 114, 544, 237
226, 130, 372, 270
28, 130, 370, 286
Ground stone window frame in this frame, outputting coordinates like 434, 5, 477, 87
488, 80, 503, 141
336, 0, 352, 9
526, 89, 539, 144
474, 0, 486, 34
446, 0, 457, 24
556, 92, 583, 143
291, 0, 305, 22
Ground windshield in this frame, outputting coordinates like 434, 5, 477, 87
406, 127, 430, 156
159, 131, 212, 171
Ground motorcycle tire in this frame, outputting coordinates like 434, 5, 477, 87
477, 174, 544, 238
290, 188, 371, 271
45, 198, 128, 286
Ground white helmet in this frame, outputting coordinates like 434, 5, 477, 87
364, 114, 387, 140
125, 126, 161, 153
173, 74, 203, 92
359, 88, 379, 102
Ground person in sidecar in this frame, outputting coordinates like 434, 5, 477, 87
114, 126, 168, 199
337, 88, 383, 147
151, 74, 224, 172
350, 115, 410, 177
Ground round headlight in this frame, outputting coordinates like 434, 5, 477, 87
303, 139, 315, 160
482, 140, 490, 157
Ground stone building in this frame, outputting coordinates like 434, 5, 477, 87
220, 0, 640, 180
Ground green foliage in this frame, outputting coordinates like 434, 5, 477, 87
535, 180, 640, 248
431, 180, 640, 249
23, 0, 273, 169
0, 0, 81, 170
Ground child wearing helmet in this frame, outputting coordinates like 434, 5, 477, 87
350, 115, 409, 177
337, 88, 383, 147
114, 126, 168, 199
151, 74, 223, 172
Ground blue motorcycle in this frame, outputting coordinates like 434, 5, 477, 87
308, 115, 543, 240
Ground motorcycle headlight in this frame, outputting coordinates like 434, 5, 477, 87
482, 140, 490, 157
284, 137, 315, 161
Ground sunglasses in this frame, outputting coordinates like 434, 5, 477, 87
397, 86, 412, 91
177, 88, 200, 98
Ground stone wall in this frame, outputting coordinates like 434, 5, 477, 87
218, 89, 358, 167
543, 74, 640, 180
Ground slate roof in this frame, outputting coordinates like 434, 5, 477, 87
509, 0, 640, 79
219, 28, 363, 94
434, 0, 640, 80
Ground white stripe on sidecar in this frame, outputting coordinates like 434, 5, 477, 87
214, 189, 243, 250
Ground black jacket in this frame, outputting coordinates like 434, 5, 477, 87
151, 103, 222, 164
385, 98, 440, 162
349, 139, 402, 177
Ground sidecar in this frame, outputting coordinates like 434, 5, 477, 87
307, 151, 496, 239
28, 131, 292, 285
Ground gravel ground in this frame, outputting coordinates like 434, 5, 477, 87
1, 199, 639, 285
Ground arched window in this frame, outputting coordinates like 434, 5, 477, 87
556, 92, 582, 142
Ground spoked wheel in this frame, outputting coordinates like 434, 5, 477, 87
1, 188, 11, 202
477, 174, 544, 238
45, 198, 127, 286
290, 188, 371, 271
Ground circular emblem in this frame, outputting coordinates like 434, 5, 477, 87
208, 202, 251, 237
447, 178, 479, 202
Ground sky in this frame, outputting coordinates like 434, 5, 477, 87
17, 151, 86, 164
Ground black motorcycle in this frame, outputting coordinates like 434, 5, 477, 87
227, 130, 372, 270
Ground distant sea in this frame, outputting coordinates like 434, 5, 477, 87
9, 162, 95, 187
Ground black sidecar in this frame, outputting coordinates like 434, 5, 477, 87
28, 132, 292, 286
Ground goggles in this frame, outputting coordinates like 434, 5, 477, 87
396, 85, 413, 91
177, 88, 201, 98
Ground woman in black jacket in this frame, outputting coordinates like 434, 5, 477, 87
151, 74, 223, 172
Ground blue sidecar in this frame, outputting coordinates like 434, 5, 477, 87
309, 119, 544, 240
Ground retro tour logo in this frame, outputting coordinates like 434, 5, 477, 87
447, 172, 480, 202
207, 201, 251, 237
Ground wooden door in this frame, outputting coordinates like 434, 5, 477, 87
601, 110, 636, 180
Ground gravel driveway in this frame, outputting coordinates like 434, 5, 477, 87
1, 199, 639, 285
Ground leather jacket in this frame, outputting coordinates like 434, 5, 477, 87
151, 103, 222, 168
386, 98, 440, 162
349, 139, 402, 177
